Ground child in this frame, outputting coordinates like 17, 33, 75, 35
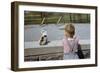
39, 30, 48, 45
62, 23, 79, 60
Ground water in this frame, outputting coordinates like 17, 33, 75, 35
24, 23, 90, 42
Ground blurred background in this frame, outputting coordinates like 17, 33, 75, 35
24, 11, 90, 42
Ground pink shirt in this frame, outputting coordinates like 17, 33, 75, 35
62, 36, 79, 53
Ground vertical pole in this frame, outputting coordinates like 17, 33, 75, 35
57, 16, 62, 24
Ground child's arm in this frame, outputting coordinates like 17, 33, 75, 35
62, 38, 70, 53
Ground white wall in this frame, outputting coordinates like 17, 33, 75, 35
0, 0, 99, 73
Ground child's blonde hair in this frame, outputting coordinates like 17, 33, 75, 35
64, 23, 75, 38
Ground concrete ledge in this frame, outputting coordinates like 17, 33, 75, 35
24, 40, 90, 56
25, 40, 90, 50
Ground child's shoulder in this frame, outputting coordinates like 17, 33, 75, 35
62, 36, 67, 42
74, 35, 79, 42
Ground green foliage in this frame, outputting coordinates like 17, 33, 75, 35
24, 11, 90, 25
